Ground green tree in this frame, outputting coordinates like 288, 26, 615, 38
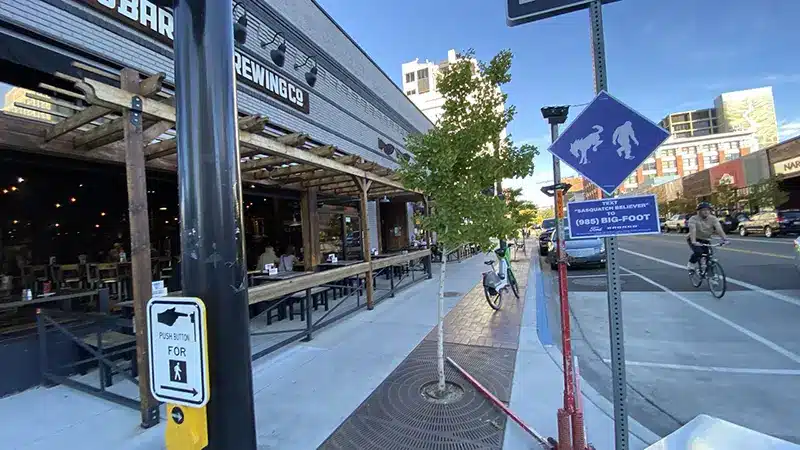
538, 207, 555, 222
399, 49, 535, 395
711, 179, 740, 211
504, 188, 538, 235
749, 176, 789, 210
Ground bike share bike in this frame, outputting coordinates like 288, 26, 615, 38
482, 240, 520, 310
689, 239, 728, 298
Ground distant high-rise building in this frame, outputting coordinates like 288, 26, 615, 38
2, 87, 71, 122
714, 87, 779, 149
401, 49, 507, 143
660, 108, 720, 138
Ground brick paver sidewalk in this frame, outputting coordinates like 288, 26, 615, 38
320, 245, 533, 450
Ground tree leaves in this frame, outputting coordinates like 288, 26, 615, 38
398, 50, 536, 252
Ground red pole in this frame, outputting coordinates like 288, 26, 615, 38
446, 357, 553, 448
555, 190, 577, 416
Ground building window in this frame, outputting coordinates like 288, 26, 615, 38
663, 160, 676, 169
672, 113, 690, 122
625, 174, 637, 185
673, 123, 691, 131
416, 68, 430, 94
660, 148, 676, 157
642, 162, 656, 171
692, 110, 710, 119
405, 90, 416, 95
684, 158, 698, 168
694, 129, 711, 136
675, 132, 691, 138
725, 153, 738, 161
730, 141, 741, 149
703, 154, 720, 166
694, 120, 711, 129
405, 72, 415, 83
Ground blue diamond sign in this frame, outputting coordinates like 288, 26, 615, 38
547, 91, 670, 195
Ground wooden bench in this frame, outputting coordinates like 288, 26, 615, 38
287, 287, 330, 320
79, 331, 136, 387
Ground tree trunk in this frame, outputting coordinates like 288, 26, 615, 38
437, 245, 448, 394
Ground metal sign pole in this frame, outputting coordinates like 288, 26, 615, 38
589, 1, 629, 449
173, 0, 257, 448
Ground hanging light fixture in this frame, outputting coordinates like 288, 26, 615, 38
232, 2, 248, 45
261, 31, 286, 67
380, 195, 390, 203
289, 214, 302, 227
294, 54, 318, 88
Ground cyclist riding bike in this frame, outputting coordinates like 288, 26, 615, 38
687, 202, 729, 271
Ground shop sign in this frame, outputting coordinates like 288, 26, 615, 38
79, 0, 310, 114
709, 159, 745, 188
773, 155, 800, 177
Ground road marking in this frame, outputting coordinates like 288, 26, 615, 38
619, 247, 800, 308
652, 233, 794, 245
633, 236, 794, 259
567, 274, 634, 279
619, 266, 800, 365
601, 359, 800, 376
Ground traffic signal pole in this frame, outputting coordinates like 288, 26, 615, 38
173, 0, 257, 448
590, 1, 629, 449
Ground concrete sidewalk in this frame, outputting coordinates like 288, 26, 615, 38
502, 255, 661, 450
0, 255, 486, 450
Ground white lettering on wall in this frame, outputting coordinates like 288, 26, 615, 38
140, 0, 158, 32
118, 0, 138, 21
157, 8, 173, 39
98, 0, 115, 7
278, 79, 287, 98
242, 55, 253, 81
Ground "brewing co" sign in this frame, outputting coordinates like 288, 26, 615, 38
80, 0, 310, 114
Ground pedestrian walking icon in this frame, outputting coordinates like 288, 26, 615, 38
170, 359, 187, 384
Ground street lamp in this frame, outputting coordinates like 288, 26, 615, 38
294, 54, 318, 87
261, 31, 286, 67
232, 2, 248, 45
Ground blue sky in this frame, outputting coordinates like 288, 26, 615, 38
317, 0, 800, 205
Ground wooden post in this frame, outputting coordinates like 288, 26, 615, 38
354, 177, 374, 309
300, 188, 320, 271
121, 68, 159, 428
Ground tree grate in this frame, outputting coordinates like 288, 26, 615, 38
318, 340, 516, 450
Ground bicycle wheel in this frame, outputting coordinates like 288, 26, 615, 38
508, 269, 520, 299
707, 261, 727, 298
483, 281, 502, 310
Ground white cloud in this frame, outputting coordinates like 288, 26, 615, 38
778, 119, 800, 141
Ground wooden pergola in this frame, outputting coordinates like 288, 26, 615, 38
1, 61, 429, 425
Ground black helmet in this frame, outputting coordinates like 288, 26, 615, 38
696, 201, 712, 211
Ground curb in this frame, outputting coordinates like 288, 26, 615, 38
530, 255, 662, 446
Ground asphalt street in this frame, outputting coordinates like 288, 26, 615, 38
542, 232, 800, 444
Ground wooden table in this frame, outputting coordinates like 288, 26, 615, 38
317, 260, 363, 269
252, 271, 309, 283
0, 290, 100, 311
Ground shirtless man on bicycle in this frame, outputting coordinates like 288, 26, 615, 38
687, 202, 729, 271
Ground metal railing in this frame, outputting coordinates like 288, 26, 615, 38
248, 250, 432, 360
36, 289, 142, 410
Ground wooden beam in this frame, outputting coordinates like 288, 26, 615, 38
39, 83, 86, 101
77, 78, 415, 193
240, 145, 335, 173
354, 176, 375, 309
144, 138, 177, 160
317, 180, 357, 191
276, 132, 309, 147
26, 92, 84, 111
300, 188, 320, 271
120, 68, 160, 427
73, 116, 125, 148
46, 73, 164, 142
241, 115, 269, 132
72, 61, 121, 81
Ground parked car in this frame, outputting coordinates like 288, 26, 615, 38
546, 227, 606, 270
664, 213, 694, 233
539, 218, 557, 256
738, 210, 800, 237
659, 216, 667, 232
716, 210, 749, 233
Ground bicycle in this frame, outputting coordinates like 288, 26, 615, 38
482, 243, 520, 310
688, 241, 728, 298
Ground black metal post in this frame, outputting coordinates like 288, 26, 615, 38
390, 267, 395, 297
37, 310, 50, 385
303, 289, 313, 341
173, 0, 257, 448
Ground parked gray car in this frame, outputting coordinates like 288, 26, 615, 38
546, 227, 606, 270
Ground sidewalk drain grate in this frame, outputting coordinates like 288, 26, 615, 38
443, 291, 462, 298
319, 340, 516, 450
